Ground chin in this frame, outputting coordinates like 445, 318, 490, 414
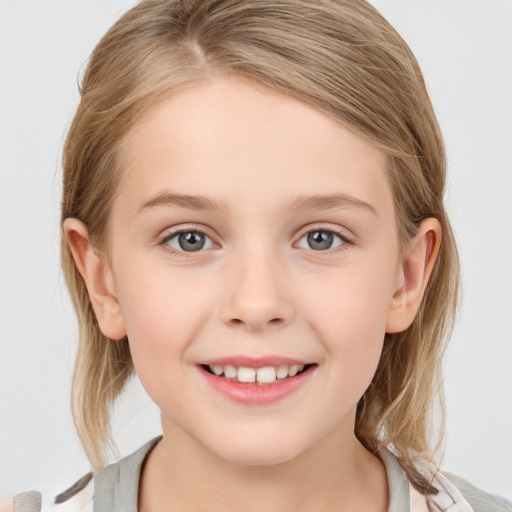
207, 431, 306, 467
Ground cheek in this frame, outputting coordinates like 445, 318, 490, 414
305, 255, 396, 334
301, 255, 398, 390
115, 270, 214, 420
114, 264, 214, 374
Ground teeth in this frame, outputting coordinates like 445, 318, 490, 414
212, 365, 223, 376
288, 364, 301, 377
224, 365, 237, 379
256, 366, 277, 383
237, 367, 256, 383
207, 363, 306, 384
276, 365, 288, 379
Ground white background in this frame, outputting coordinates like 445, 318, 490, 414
1, 0, 511, 501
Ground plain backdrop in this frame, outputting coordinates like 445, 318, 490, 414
1, 0, 511, 500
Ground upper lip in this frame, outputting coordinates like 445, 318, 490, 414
198, 356, 314, 368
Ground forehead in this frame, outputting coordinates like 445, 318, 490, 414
116, 76, 392, 218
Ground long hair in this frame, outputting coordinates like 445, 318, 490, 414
61, 0, 459, 490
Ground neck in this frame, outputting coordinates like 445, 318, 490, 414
139, 419, 388, 512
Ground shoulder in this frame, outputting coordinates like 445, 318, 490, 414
12, 437, 161, 512
441, 472, 512, 512
380, 447, 511, 512
12, 474, 93, 512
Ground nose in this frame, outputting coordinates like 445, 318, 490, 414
219, 250, 294, 331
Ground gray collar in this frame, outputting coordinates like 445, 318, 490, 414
93, 437, 411, 512
94, 436, 161, 512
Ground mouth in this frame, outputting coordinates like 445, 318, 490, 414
200, 363, 315, 385
197, 361, 317, 405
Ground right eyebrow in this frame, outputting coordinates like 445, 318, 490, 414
286, 193, 378, 216
137, 191, 229, 215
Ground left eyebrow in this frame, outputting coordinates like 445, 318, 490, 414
286, 193, 378, 216
137, 191, 229, 214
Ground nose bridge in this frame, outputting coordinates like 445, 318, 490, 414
221, 243, 293, 330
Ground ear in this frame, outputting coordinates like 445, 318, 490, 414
386, 218, 442, 333
63, 218, 127, 340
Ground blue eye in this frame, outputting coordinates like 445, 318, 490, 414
296, 230, 345, 251
164, 231, 214, 252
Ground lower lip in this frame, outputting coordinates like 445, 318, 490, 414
198, 366, 315, 405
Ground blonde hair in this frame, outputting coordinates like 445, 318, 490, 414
61, 0, 459, 491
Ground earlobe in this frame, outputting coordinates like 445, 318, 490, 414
63, 218, 127, 340
386, 218, 442, 333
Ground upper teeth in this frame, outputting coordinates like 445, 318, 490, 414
209, 364, 305, 384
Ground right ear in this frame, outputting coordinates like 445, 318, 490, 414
63, 218, 127, 340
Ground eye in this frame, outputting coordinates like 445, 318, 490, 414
296, 230, 345, 251
163, 230, 214, 253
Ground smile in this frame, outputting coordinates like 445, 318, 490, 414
198, 360, 317, 405
203, 363, 311, 384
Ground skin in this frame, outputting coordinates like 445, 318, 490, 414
65, 77, 440, 512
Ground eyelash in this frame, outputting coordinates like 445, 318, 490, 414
294, 227, 352, 253
158, 226, 353, 257
158, 227, 214, 258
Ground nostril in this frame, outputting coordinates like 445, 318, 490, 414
228, 317, 283, 329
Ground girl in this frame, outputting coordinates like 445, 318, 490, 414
12, 1, 512, 511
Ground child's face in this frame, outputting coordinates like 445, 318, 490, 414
105, 77, 405, 465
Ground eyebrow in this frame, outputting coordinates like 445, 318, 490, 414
137, 191, 229, 214
137, 190, 377, 216
287, 193, 378, 216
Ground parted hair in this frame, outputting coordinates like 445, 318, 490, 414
61, 0, 459, 492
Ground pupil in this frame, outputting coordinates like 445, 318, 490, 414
179, 232, 205, 252
308, 231, 333, 250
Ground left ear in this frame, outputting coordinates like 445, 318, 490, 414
386, 218, 442, 333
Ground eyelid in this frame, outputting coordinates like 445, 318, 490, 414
295, 231, 343, 250
294, 223, 354, 245
158, 224, 219, 255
